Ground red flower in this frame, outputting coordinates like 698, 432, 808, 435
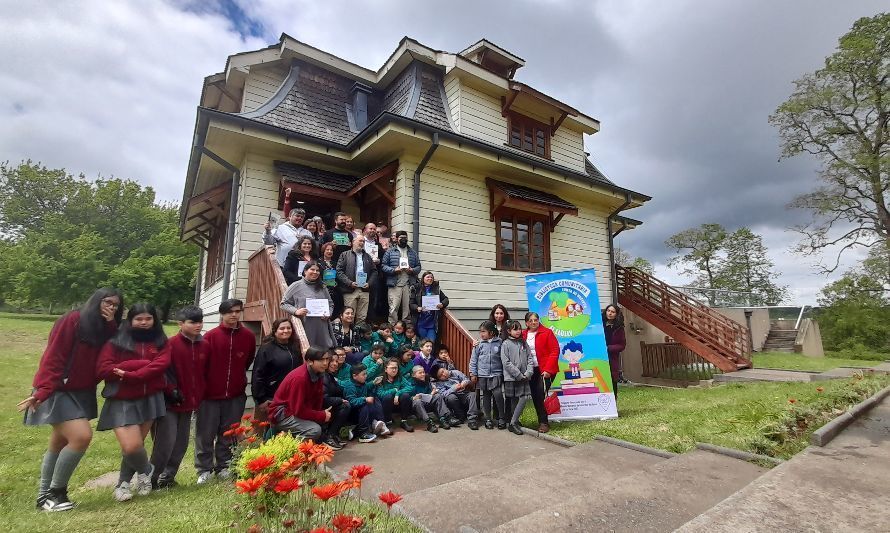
246, 454, 277, 473
236, 474, 270, 495
378, 490, 402, 508
348, 464, 373, 480
246, 436, 258, 444
229, 422, 241, 429
308, 528, 333, 533
311, 482, 342, 501
816, 387, 824, 393
235, 426, 249, 435
258, 421, 271, 427
273, 477, 303, 493
338, 478, 360, 493
282, 519, 296, 528
310, 444, 335, 465
298, 440, 315, 456
331, 513, 364, 533
788, 398, 797, 404
242, 414, 253, 420
223, 429, 236, 437
247, 525, 261, 533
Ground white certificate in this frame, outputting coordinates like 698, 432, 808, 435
421, 295, 440, 311
298, 260, 308, 276
399, 257, 409, 270
305, 298, 330, 317
364, 241, 378, 259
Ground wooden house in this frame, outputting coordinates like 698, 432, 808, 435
178, 35, 752, 373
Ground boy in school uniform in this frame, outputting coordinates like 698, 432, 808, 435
150, 306, 209, 488
433, 365, 477, 429
361, 343, 387, 382
434, 347, 456, 371
412, 338, 436, 375
341, 364, 390, 442
195, 299, 256, 483
372, 324, 396, 357
407, 365, 452, 432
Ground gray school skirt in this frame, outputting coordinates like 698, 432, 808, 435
97, 392, 166, 431
477, 375, 503, 392
23, 388, 98, 426
503, 379, 531, 398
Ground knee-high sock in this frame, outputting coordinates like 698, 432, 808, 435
511, 397, 529, 425
39, 450, 60, 493
124, 448, 151, 476
50, 448, 84, 490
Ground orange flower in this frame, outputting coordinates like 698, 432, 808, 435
338, 478, 360, 492
308, 528, 333, 533
246, 436, 258, 444
247, 525, 261, 533
242, 414, 253, 420
788, 398, 797, 404
378, 490, 402, 508
310, 444, 335, 465
331, 513, 364, 533
298, 440, 315, 456
311, 482, 342, 501
235, 426, 249, 435
246, 454, 277, 473
223, 429, 236, 437
348, 464, 373, 479
816, 387, 824, 393
236, 474, 270, 496
273, 477, 303, 493
258, 421, 271, 427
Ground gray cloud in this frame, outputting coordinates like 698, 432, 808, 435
1, 0, 884, 304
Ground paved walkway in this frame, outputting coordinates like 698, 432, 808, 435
716, 361, 890, 384
676, 395, 890, 532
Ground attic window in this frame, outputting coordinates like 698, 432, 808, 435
507, 112, 550, 158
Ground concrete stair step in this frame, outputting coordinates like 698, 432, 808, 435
398, 440, 665, 532
492, 450, 767, 533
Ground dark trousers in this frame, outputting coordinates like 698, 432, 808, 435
381, 393, 412, 422
350, 399, 384, 434
530, 368, 555, 425
324, 401, 350, 439
150, 409, 192, 482
444, 391, 478, 421
194, 395, 246, 474
609, 353, 620, 400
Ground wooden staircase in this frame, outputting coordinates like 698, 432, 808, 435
616, 264, 752, 372
244, 245, 310, 355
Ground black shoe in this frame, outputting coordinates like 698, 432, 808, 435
497, 421, 507, 430
426, 420, 439, 433
508, 423, 524, 435
323, 436, 344, 450
36, 491, 50, 510
448, 416, 462, 427
484, 420, 494, 430
332, 436, 347, 448
468, 420, 479, 430
41, 488, 74, 512
400, 420, 414, 433
438, 417, 451, 430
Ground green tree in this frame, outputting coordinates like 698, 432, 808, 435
770, 13, 890, 274
665, 223, 727, 303
817, 265, 889, 352
615, 248, 655, 275
717, 228, 788, 305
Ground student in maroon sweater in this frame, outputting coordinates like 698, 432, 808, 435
523, 312, 561, 433
269, 346, 332, 441
194, 299, 257, 484
602, 304, 627, 400
19, 288, 123, 512
149, 305, 209, 489
95, 303, 171, 503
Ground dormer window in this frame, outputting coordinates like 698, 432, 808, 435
507, 112, 550, 158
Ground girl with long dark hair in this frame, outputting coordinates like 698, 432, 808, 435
20, 288, 123, 511
283, 236, 319, 285
252, 318, 303, 421
96, 303, 170, 502
602, 304, 627, 400
489, 304, 511, 339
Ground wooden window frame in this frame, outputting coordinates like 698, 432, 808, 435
204, 218, 227, 289
506, 112, 551, 158
495, 208, 551, 273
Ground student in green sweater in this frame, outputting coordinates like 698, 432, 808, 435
375, 358, 414, 432
334, 347, 351, 383
340, 364, 391, 442
391, 320, 408, 352
397, 345, 416, 381
361, 344, 386, 382
371, 323, 395, 356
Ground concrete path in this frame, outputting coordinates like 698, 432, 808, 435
717, 362, 890, 384
676, 395, 890, 532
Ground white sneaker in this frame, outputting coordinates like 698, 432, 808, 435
372, 420, 386, 435
134, 465, 154, 496
113, 482, 133, 502
196, 471, 214, 485
217, 468, 232, 481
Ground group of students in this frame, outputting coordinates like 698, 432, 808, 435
20, 290, 256, 511
20, 285, 627, 513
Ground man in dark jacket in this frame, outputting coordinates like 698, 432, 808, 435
381, 230, 421, 324
336, 235, 377, 325
322, 212, 353, 263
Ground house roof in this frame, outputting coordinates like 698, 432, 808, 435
275, 161, 361, 192
487, 178, 577, 212
585, 158, 614, 186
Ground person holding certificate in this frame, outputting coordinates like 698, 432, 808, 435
381, 230, 421, 324
335, 235, 377, 324
280, 261, 336, 349
413, 271, 449, 342
282, 236, 318, 286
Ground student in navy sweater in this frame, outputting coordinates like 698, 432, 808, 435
20, 288, 123, 512
96, 303, 171, 503
149, 305, 209, 489
194, 299, 256, 484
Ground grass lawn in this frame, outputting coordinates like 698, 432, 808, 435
519, 370, 890, 460
753, 351, 884, 372
0, 313, 418, 532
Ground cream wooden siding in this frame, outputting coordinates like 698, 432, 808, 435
199, 260, 225, 326
444, 74, 461, 131
456, 84, 587, 173
241, 65, 288, 113
411, 162, 614, 312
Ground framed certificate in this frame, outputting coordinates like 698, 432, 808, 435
421, 294, 440, 311
305, 298, 330, 317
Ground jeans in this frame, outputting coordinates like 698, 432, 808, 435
416, 325, 436, 343
350, 399, 384, 434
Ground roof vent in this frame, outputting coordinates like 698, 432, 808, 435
350, 82, 373, 130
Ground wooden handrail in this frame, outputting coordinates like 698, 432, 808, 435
616, 264, 751, 371
439, 309, 475, 374
247, 245, 310, 355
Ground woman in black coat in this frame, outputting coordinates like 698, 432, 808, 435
412, 271, 449, 342
251, 318, 302, 421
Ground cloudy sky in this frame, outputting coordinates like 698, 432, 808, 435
1, 0, 885, 304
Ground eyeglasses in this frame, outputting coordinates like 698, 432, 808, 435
101, 299, 120, 309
